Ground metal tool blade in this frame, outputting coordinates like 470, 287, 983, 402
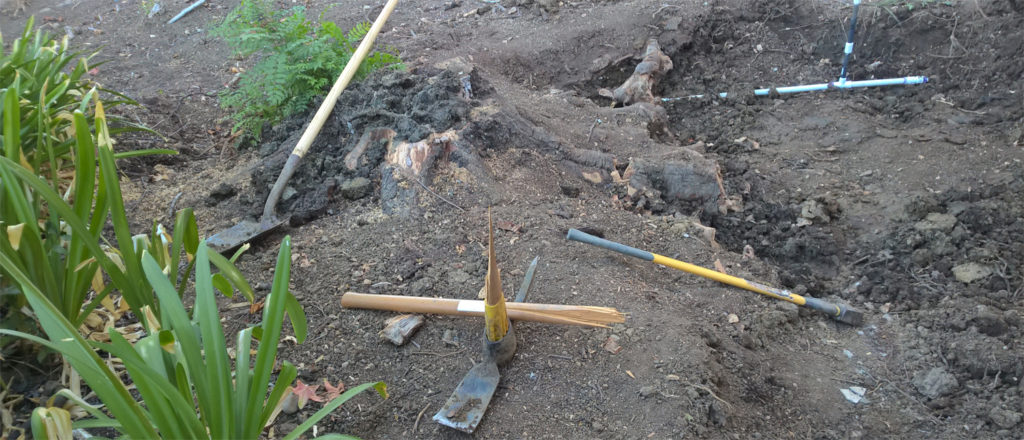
514, 256, 539, 303
207, 216, 285, 255
432, 360, 500, 433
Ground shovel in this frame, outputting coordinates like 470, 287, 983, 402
434, 214, 538, 433
208, 0, 400, 254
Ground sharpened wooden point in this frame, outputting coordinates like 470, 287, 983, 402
484, 208, 509, 341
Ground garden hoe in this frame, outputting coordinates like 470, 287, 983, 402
566, 229, 864, 325
208, 0, 399, 254
434, 211, 536, 433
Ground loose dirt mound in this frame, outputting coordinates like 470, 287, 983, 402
249, 69, 474, 223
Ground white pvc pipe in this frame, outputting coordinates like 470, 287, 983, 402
662, 76, 929, 101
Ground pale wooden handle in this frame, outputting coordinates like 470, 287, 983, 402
340, 292, 625, 327
291, 0, 400, 158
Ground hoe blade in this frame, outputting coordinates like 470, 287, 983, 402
433, 360, 500, 433
207, 217, 285, 255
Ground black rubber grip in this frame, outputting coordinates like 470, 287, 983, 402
566, 229, 654, 262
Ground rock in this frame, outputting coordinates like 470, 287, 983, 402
988, 407, 1022, 429
952, 262, 993, 283
971, 306, 1009, 337
205, 182, 237, 206
914, 213, 957, 232
559, 183, 581, 198
708, 401, 727, 426
339, 177, 372, 200
442, 329, 459, 346
1003, 310, 1021, 327
738, 333, 757, 350
281, 393, 299, 415
379, 314, 424, 346
663, 16, 682, 31
639, 385, 657, 398
629, 156, 721, 214
799, 199, 831, 224
840, 386, 866, 404
912, 367, 958, 399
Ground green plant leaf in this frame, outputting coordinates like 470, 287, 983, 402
212, 273, 234, 298
243, 235, 291, 438
209, 250, 255, 303
0, 255, 158, 439
284, 291, 307, 344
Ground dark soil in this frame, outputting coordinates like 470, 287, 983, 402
3, 0, 1024, 438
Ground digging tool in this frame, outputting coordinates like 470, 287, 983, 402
207, 0, 400, 254
433, 212, 532, 433
566, 228, 864, 325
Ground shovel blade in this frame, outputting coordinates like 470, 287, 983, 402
207, 217, 285, 255
433, 360, 500, 433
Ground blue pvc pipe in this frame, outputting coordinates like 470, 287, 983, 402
168, 0, 206, 24
662, 75, 929, 101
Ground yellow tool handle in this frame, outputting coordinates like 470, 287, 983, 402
649, 254, 807, 306
566, 229, 862, 325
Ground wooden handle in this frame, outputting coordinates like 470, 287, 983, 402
340, 292, 625, 328
292, 0, 400, 158
261, 0, 400, 220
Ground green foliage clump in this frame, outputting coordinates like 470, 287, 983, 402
213, 0, 403, 141
1, 17, 143, 190
3, 237, 386, 439
1, 18, 175, 353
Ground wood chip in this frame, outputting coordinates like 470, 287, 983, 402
379, 314, 425, 346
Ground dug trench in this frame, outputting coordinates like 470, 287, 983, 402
574, 0, 1024, 437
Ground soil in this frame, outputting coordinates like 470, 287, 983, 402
3, 0, 1024, 438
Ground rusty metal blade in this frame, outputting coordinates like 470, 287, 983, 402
433, 360, 499, 433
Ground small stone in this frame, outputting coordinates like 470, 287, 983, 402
442, 329, 459, 346
205, 182, 237, 206
639, 385, 657, 398
708, 401, 727, 426
953, 262, 993, 283
559, 183, 581, 198
340, 177, 372, 200
282, 186, 297, 201
739, 333, 757, 350
914, 212, 957, 232
988, 407, 1022, 429
841, 386, 866, 404
972, 305, 1009, 337
912, 367, 958, 399
727, 313, 739, 324
281, 393, 299, 415
665, 374, 681, 381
